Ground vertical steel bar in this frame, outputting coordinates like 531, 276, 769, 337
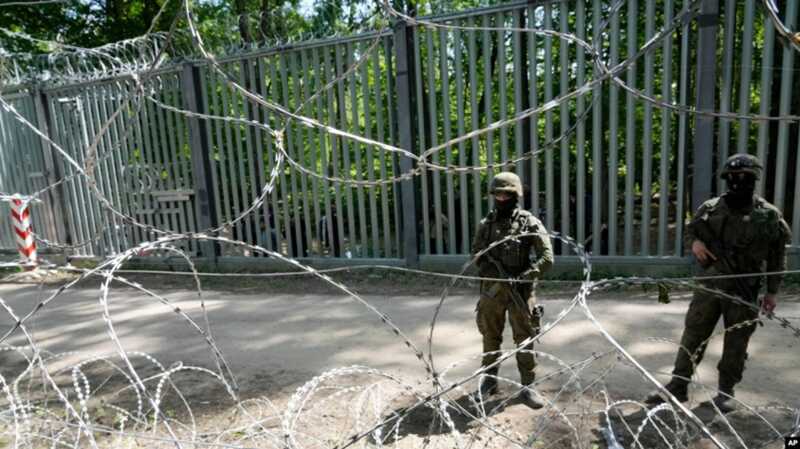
113, 82, 143, 248
85, 87, 118, 253
59, 96, 87, 254
66, 94, 92, 254
426, 28, 443, 254
374, 44, 392, 257
512, 10, 524, 184
454, 26, 469, 254
544, 3, 555, 232
241, 59, 262, 250
76, 94, 105, 254
394, 22, 419, 265
483, 13, 495, 212
133, 84, 156, 246
658, 0, 674, 256
28, 94, 57, 242
497, 12, 508, 167
675, 2, 690, 256
209, 70, 232, 238
181, 63, 218, 259
75, 90, 106, 254
32, 90, 69, 245
414, 24, 430, 255
624, 0, 638, 255
360, 41, 380, 257
591, 0, 603, 254
302, 49, 323, 257
232, 62, 253, 247
245, 58, 264, 253
468, 17, 482, 243
270, 56, 293, 255
99, 85, 128, 252
347, 44, 368, 257
48, 98, 81, 254
264, 56, 285, 254
176, 73, 197, 233
640, 0, 654, 256
140, 82, 164, 239
155, 77, 179, 237
716, 0, 737, 194
735, 0, 755, 155
328, 47, 347, 256
608, 4, 620, 255
335, 45, 357, 256
576, 0, 586, 247
773, 0, 797, 210
290, 51, 314, 256
312, 47, 334, 256
692, 0, 720, 211
755, 17, 775, 196
527, 4, 539, 216
384, 36, 402, 257
171, 76, 198, 252
280, 54, 304, 256
559, 2, 570, 253
439, 29, 456, 254
219, 65, 243, 245
160, 77, 184, 238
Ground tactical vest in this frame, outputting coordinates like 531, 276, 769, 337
481, 209, 537, 277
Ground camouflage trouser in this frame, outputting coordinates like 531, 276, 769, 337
476, 281, 541, 385
672, 290, 759, 390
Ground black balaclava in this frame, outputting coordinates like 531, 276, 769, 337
724, 172, 756, 210
495, 195, 518, 218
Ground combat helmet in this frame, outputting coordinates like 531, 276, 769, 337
720, 154, 762, 179
489, 171, 523, 197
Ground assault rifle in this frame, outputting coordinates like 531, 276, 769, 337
692, 219, 761, 305
483, 252, 544, 322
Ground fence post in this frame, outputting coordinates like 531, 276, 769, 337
692, 0, 720, 211
181, 63, 219, 261
10, 195, 37, 268
32, 88, 70, 246
393, 21, 420, 267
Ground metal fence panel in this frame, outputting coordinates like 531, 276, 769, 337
2, 0, 800, 265
0, 91, 61, 252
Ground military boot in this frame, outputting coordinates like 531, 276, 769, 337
710, 386, 736, 413
518, 387, 545, 409
644, 380, 688, 406
476, 368, 498, 397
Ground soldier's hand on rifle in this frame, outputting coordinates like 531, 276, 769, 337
761, 293, 777, 314
691, 240, 717, 265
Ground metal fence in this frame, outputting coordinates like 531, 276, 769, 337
1, 0, 799, 269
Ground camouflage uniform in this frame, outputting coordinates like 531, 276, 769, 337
471, 206, 554, 385
672, 193, 791, 391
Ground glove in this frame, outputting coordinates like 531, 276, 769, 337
521, 268, 541, 281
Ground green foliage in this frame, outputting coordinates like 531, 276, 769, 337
0, 0, 181, 52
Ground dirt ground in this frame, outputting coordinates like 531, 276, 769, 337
0, 271, 798, 448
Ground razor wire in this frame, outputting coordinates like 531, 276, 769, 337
1, 0, 800, 448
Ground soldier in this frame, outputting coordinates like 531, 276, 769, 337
646, 154, 791, 411
471, 171, 554, 409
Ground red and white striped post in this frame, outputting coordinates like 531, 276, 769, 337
10, 195, 37, 269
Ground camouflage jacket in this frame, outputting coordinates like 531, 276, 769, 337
471, 208, 554, 279
687, 194, 791, 294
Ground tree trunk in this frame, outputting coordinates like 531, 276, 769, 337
260, 0, 270, 43
142, 0, 160, 31
235, 0, 253, 44
476, 36, 498, 124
